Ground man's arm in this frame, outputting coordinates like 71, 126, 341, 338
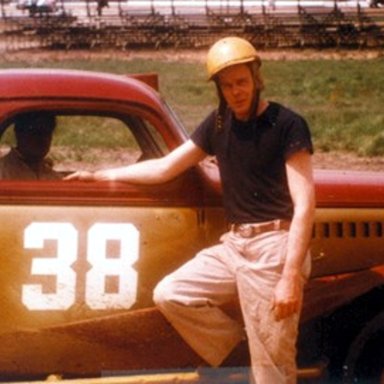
65, 140, 207, 184
272, 149, 316, 321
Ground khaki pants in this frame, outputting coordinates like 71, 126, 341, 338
153, 226, 311, 384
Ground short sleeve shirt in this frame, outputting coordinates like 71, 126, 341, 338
0, 148, 61, 180
191, 102, 313, 223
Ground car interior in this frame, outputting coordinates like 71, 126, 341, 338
0, 111, 168, 180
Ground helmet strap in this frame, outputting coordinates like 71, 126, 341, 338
248, 88, 260, 121
248, 62, 262, 121
214, 80, 227, 131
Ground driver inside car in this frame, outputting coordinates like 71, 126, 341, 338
0, 112, 61, 180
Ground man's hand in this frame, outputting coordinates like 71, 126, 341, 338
271, 273, 303, 321
64, 171, 94, 181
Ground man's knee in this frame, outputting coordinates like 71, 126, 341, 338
153, 278, 172, 307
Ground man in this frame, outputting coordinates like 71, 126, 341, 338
67, 37, 315, 383
0, 112, 60, 180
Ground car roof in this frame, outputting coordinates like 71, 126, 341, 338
0, 68, 162, 106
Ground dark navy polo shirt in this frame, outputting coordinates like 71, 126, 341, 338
191, 102, 313, 223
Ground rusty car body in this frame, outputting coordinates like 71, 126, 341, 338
0, 69, 383, 383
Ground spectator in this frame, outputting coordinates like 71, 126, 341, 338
0, 112, 60, 180
97, 0, 109, 16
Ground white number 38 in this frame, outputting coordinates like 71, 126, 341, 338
22, 222, 139, 311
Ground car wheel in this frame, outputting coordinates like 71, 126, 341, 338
343, 311, 384, 383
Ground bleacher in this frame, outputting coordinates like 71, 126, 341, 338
0, 0, 383, 51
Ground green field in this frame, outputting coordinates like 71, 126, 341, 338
1, 54, 383, 156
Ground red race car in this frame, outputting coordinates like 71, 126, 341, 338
0, 69, 383, 383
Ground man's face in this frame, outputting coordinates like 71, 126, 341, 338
217, 63, 255, 121
15, 117, 54, 162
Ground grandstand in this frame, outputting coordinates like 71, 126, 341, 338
0, 0, 383, 50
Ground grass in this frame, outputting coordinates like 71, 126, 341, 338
1, 54, 383, 156
260, 60, 384, 156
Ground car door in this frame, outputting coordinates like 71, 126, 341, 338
0, 102, 222, 335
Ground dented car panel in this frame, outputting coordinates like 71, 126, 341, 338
0, 69, 383, 381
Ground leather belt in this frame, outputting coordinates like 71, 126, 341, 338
230, 219, 291, 238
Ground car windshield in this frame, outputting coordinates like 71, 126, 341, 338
161, 99, 190, 141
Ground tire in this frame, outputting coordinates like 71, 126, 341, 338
343, 311, 384, 383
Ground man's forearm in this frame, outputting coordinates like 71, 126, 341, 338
283, 209, 314, 278
92, 158, 170, 184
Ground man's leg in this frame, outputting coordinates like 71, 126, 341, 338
235, 230, 307, 384
153, 243, 246, 367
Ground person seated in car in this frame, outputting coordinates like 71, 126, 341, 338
0, 112, 61, 180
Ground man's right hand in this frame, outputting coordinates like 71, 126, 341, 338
64, 171, 94, 181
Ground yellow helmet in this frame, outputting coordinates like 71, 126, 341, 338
206, 37, 261, 80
